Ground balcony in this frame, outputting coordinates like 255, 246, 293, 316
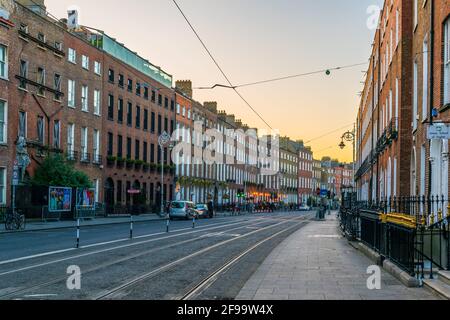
376, 118, 398, 155
66, 150, 78, 162
80, 152, 91, 164
93, 154, 103, 166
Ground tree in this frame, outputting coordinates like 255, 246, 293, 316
29, 154, 92, 188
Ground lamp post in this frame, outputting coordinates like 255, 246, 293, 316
158, 131, 171, 216
339, 124, 356, 185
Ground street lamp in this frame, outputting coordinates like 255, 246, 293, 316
158, 131, 172, 216
339, 124, 356, 187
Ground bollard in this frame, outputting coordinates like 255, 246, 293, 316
76, 218, 80, 248
166, 217, 170, 233
192, 216, 196, 229
130, 215, 133, 239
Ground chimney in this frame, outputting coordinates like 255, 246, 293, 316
16, 0, 46, 15
67, 9, 79, 30
175, 80, 193, 98
204, 101, 217, 113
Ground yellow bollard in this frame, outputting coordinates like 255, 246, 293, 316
438, 209, 443, 222
430, 213, 435, 225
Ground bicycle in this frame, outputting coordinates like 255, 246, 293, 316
4, 210, 26, 231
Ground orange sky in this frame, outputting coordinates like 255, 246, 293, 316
46, 0, 383, 163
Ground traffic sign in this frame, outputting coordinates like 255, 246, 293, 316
12, 166, 19, 186
158, 131, 171, 147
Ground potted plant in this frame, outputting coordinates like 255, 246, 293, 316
150, 163, 157, 172
126, 159, 135, 169
116, 157, 125, 167
134, 159, 144, 170
107, 155, 117, 166
143, 162, 150, 172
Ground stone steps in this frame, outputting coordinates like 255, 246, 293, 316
423, 271, 450, 300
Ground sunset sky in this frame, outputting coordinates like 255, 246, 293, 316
46, 0, 383, 163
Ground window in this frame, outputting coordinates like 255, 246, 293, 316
144, 87, 149, 100
55, 42, 63, 52
151, 112, 155, 133
158, 114, 162, 135
67, 123, 75, 154
413, 60, 418, 130
118, 98, 124, 123
176, 103, 180, 114
118, 74, 124, 88
0, 45, 7, 79
53, 120, 60, 149
164, 97, 169, 109
0, 167, 5, 204
164, 117, 168, 132
127, 102, 132, 126
108, 69, 114, 83
127, 79, 133, 92
94, 89, 101, 115
37, 67, 45, 96
423, 37, 428, 119
182, 106, 186, 117
444, 18, 450, 105
117, 135, 123, 158
136, 82, 141, 96
151, 90, 156, 103
19, 23, 28, 34
158, 94, 162, 106
81, 85, 88, 111
93, 129, 100, 160
19, 60, 27, 89
37, 32, 46, 43
81, 127, 88, 161
144, 109, 148, 131
396, 9, 399, 47
68, 48, 76, 64
37, 116, 44, 144
126, 137, 132, 159
68, 79, 75, 108
18, 111, 26, 138
413, 0, 418, 30
108, 94, 114, 120
135, 105, 141, 128
82, 55, 89, 70
94, 61, 101, 75
54, 74, 62, 100
107, 132, 113, 156
0, 100, 6, 144
135, 139, 140, 160
150, 144, 155, 163
171, 100, 175, 111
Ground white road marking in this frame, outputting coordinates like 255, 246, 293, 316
0, 219, 272, 276
23, 294, 58, 298
0, 218, 253, 266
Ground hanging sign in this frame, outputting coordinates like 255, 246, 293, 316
427, 123, 450, 140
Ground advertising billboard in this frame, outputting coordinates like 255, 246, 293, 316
49, 187, 72, 212
76, 188, 96, 209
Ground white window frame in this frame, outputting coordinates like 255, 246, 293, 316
67, 123, 75, 153
413, 0, 418, 30
94, 61, 101, 75
413, 60, 418, 131
444, 18, 450, 105
68, 48, 76, 64
423, 36, 428, 120
0, 44, 7, 80
0, 167, 6, 205
0, 100, 6, 144
81, 127, 88, 160
94, 89, 101, 116
82, 55, 89, 70
68, 79, 76, 108
81, 85, 88, 112
93, 129, 100, 158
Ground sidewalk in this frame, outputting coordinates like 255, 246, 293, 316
237, 212, 440, 300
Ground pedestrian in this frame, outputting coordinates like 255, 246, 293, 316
207, 200, 214, 219
165, 201, 171, 216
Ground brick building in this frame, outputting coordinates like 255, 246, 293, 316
356, 0, 415, 202
297, 142, 313, 205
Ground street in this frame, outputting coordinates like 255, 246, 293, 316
0, 211, 313, 300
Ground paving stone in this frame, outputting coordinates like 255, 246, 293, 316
238, 212, 440, 300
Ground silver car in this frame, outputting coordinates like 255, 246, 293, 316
169, 201, 197, 220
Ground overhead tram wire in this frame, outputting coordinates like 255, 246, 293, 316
195, 62, 368, 90
172, 0, 273, 130
304, 123, 354, 144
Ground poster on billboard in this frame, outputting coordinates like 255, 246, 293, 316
76, 188, 96, 209
49, 187, 72, 212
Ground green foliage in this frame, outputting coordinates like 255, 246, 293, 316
29, 154, 92, 188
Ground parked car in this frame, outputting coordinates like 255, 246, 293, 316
169, 201, 197, 220
299, 204, 311, 211
195, 204, 210, 218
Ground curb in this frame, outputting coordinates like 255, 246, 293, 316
350, 241, 420, 288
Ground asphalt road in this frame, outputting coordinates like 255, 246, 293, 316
0, 211, 314, 300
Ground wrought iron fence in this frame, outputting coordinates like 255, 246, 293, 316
340, 195, 450, 278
